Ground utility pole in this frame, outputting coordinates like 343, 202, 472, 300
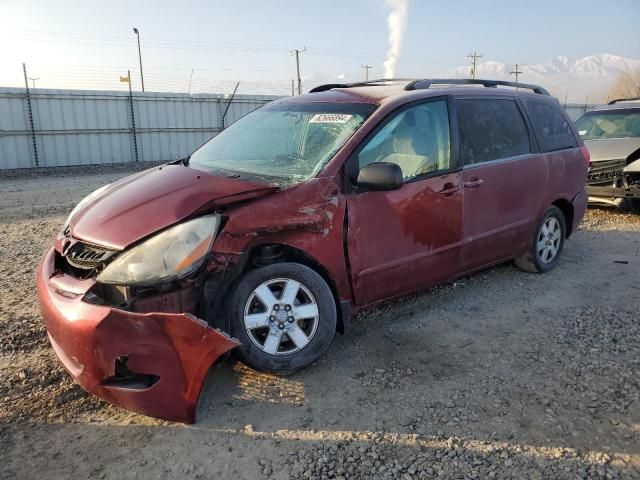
133, 27, 145, 92
187, 69, 194, 95
291, 79, 295, 96
27, 77, 39, 88
361, 64, 372, 81
291, 48, 306, 95
126, 69, 139, 162
510, 64, 523, 84
22, 63, 39, 167
467, 51, 483, 80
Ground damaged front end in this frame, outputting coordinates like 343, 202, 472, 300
587, 159, 640, 206
37, 162, 352, 422
38, 244, 239, 423
585, 139, 640, 206
37, 187, 251, 422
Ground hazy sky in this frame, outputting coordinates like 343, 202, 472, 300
1, 0, 638, 94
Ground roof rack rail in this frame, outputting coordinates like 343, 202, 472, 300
608, 97, 640, 105
308, 78, 416, 93
404, 78, 550, 96
308, 78, 551, 96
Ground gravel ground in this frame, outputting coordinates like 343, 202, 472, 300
1, 165, 639, 479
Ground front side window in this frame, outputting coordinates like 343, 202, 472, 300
357, 100, 451, 180
457, 98, 531, 165
189, 102, 375, 185
524, 99, 578, 151
575, 109, 640, 140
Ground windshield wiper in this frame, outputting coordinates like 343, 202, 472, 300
168, 155, 191, 166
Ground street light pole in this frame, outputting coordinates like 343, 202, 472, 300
133, 27, 145, 92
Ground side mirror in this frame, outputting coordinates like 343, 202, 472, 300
356, 162, 403, 191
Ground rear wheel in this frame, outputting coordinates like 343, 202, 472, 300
515, 206, 566, 273
230, 262, 336, 374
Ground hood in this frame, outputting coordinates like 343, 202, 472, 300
69, 165, 277, 250
584, 138, 640, 162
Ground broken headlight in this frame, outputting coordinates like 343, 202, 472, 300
97, 215, 221, 286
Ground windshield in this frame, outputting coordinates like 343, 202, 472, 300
575, 109, 640, 140
189, 102, 375, 185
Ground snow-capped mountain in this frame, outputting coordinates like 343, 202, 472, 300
440, 54, 640, 103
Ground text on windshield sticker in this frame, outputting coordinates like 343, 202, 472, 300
310, 114, 353, 123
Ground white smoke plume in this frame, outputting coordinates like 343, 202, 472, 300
383, 0, 409, 78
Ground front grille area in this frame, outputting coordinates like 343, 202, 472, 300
65, 241, 116, 271
587, 159, 626, 185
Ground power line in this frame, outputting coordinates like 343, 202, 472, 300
7, 28, 462, 66
7, 59, 330, 95
467, 51, 483, 80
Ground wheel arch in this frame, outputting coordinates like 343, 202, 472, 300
551, 198, 574, 237
246, 243, 349, 334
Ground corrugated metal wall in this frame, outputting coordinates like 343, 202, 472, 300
1, 87, 603, 170
564, 103, 600, 122
0, 88, 279, 170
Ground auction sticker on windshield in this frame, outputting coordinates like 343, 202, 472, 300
310, 113, 353, 123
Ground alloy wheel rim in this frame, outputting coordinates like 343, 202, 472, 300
243, 278, 319, 356
537, 217, 561, 264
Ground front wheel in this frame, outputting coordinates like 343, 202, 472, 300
229, 262, 336, 374
515, 206, 566, 273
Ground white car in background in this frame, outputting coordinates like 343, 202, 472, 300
576, 98, 640, 207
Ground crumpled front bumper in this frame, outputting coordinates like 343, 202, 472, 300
587, 184, 640, 200
36, 247, 239, 423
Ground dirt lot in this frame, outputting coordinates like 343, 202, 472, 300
1, 164, 639, 479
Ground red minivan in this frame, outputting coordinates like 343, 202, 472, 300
37, 79, 589, 422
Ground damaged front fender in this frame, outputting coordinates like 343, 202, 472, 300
37, 248, 239, 423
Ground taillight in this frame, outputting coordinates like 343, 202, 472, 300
579, 145, 591, 167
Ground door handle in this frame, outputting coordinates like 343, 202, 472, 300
463, 178, 484, 188
438, 183, 459, 197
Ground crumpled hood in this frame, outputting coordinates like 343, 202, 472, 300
585, 138, 640, 162
69, 165, 277, 250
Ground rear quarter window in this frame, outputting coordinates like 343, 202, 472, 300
457, 98, 531, 165
524, 99, 578, 152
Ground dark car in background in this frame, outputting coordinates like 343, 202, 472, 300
576, 98, 640, 206
37, 78, 589, 422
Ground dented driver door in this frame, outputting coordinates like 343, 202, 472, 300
345, 98, 464, 307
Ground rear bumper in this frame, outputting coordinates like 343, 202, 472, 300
37, 247, 238, 423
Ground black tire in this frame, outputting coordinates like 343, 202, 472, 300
515, 206, 566, 273
229, 262, 336, 374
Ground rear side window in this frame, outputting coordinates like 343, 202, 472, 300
457, 99, 531, 165
524, 99, 577, 152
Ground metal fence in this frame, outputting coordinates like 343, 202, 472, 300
0, 87, 279, 170
0, 87, 603, 170
563, 103, 600, 122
